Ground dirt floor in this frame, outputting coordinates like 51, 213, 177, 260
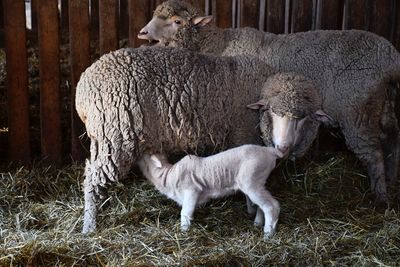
1, 152, 399, 266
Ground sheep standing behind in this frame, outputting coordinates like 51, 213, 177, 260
138, 144, 283, 238
138, 0, 400, 204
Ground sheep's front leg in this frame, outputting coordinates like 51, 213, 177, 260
83, 170, 98, 234
180, 190, 198, 231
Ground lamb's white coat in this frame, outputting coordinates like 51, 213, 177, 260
138, 144, 282, 237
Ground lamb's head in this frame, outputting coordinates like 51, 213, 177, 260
137, 0, 209, 47
248, 73, 332, 158
138, 154, 170, 180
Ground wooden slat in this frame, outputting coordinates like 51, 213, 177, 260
90, 0, 99, 40
119, 0, 129, 39
290, 0, 314, 32
31, 0, 37, 31
239, 0, 259, 28
319, 0, 344, 30
212, 0, 233, 28
3, 0, 30, 163
368, 0, 392, 40
60, 0, 69, 33
128, 0, 151, 47
346, 0, 368, 30
37, 0, 62, 165
266, 0, 285, 33
395, 0, 400, 51
0, 0, 3, 29
99, 0, 118, 55
69, 0, 90, 161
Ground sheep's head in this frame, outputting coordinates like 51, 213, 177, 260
138, 0, 210, 46
248, 73, 332, 158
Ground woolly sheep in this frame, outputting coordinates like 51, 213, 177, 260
138, 144, 283, 238
75, 47, 323, 233
138, 0, 400, 204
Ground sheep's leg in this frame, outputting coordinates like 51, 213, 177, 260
341, 122, 388, 206
245, 195, 257, 216
180, 190, 198, 231
242, 188, 280, 238
82, 138, 136, 233
379, 99, 400, 188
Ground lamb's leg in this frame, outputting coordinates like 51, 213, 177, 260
341, 121, 389, 206
82, 139, 136, 233
246, 195, 257, 216
243, 188, 280, 238
380, 98, 400, 188
180, 190, 198, 231
254, 207, 264, 226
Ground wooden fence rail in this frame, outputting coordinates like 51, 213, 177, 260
0, 0, 400, 165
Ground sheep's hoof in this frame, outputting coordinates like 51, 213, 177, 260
180, 225, 190, 232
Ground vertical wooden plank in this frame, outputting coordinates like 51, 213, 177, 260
3, 0, 30, 163
239, 0, 259, 28
395, 0, 400, 51
90, 0, 99, 40
0, 0, 4, 47
31, 0, 38, 31
319, 0, 344, 30
266, 0, 285, 33
119, 0, 129, 39
291, 0, 314, 32
128, 0, 151, 47
346, 0, 368, 30
61, 0, 69, 33
37, 0, 62, 165
99, 0, 118, 55
69, 0, 90, 161
368, 0, 392, 40
212, 0, 233, 28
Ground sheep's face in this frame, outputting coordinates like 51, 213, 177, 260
248, 102, 332, 159
138, 154, 169, 180
138, 15, 188, 46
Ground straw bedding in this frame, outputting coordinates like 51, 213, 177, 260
1, 153, 399, 266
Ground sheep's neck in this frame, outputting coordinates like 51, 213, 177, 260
148, 164, 173, 192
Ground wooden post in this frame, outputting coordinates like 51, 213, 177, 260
3, 0, 30, 163
319, 0, 344, 30
266, 0, 285, 33
119, 0, 129, 39
212, 0, 233, 28
60, 0, 69, 33
37, 0, 62, 165
128, 0, 151, 47
90, 0, 99, 40
290, 0, 314, 32
368, 0, 392, 40
395, 0, 400, 51
69, 0, 90, 161
239, 0, 259, 28
99, 0, 119, 55
346, 0, 368, 30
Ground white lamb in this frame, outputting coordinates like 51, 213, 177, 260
138, 144, 283, 238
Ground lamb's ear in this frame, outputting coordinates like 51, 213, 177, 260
247, 101, 268, 111
192, 16, 213, 26
315, 110, 333, 124
150, 155, 163, 168
270, 147, 284, 159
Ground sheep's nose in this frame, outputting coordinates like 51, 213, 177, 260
138, 30, 148, 36
276, 145, 289, 156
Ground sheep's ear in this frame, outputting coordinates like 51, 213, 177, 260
315, 110, 333, 124
247, 101, 268, 111
150, 155, 163, 168
192, 16, 213, 26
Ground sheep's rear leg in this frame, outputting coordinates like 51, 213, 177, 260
342, 122, 388, 206
180, 190, 199, 231
246, 195, 257, 216
380, 99, 400, 188
82, 139, 136, 233
243, 188, 280, 238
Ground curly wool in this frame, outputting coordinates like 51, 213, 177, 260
153, 0, 202, 20
261, 73, 321, 119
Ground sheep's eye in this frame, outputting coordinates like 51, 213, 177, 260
174, 20, 181, 25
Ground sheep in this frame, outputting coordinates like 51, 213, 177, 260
75, 47, 323, 233
137, 144, 283, 238
138, 0, 400, 204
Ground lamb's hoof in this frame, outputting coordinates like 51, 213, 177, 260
254, 219, 263, 227
180, 225, 190, 232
